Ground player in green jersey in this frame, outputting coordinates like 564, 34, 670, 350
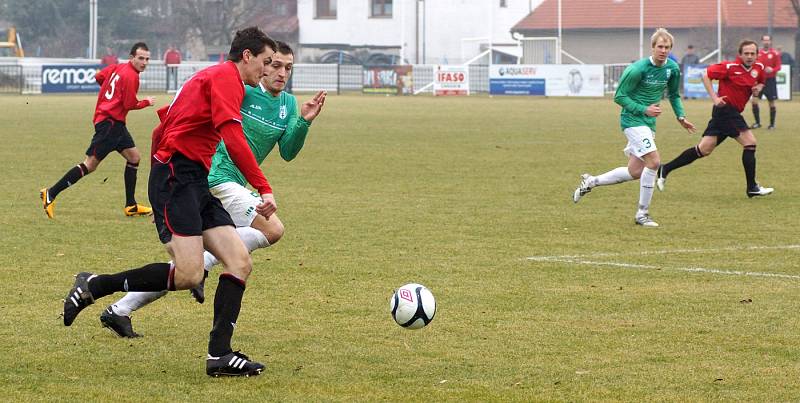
573, 28, 696, 227
100, 42, 328, 337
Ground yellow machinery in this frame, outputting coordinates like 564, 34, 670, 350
0, 27, 24, 57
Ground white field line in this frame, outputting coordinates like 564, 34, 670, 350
526, 244, 800, 280
528, 244, 800, 260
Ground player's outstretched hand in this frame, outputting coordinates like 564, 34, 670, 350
301, 91, 327, 122
257, 193, 277, 219
645, 104, 662, 117
144, 96, 156, 106
679, 118, 696, 134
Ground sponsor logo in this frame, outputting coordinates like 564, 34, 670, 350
279, 105, 287, 119
42, 66, 98, 85
498, 66, 537, 77
250, 104, 262, 110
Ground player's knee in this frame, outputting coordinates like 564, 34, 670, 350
266, 223, 284, 245
82, 160, 98, 173
223, 253, 253, 279
173, 263, 205, 289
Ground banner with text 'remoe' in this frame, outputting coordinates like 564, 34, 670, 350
42, 65, 101, 93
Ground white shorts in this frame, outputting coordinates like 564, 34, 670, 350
622, 126, 657, 159
209, 182, 261, 228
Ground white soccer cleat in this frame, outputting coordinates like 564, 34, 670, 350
635, 214, 659, 227
572, 174, 593, 203
747, 184, 774, 198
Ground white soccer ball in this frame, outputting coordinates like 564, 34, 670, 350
390, 283, 436, 330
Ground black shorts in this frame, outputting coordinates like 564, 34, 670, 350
703, 105, 749, 138
759, 77, 778, 101
85, 119, 136, 160
148, 153, 234, 244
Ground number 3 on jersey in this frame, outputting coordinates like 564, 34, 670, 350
104, 72, 121, 100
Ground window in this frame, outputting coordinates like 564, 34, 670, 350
371, 0, 392, 17
500, 0, 508, 7
316, 0, 337, 18
274, 3, 289, 16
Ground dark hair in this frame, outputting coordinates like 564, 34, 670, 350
129, 42, 148, 56
275, 41, 294, 56
738, 39, 758, 55
228, 27, 277, 62
687, 45, 694, 49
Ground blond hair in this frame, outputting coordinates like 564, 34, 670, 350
651, 28, 674, 49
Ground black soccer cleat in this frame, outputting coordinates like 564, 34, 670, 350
63, 272, 95, 326
189, 276, 206, 304
100, 306, 141, 338
206, 351, 265, 377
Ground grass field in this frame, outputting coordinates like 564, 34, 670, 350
1, 92, 799, 401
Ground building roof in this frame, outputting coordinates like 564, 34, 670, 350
512, 0, 798, 31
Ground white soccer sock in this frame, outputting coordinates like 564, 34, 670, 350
638, 167, 657, 215
593, 167, 634, 187
111, 291, 168, 317
202, 226, 270, 272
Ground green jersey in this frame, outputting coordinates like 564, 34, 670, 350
208, 84, 311, 189
614, 57, 684, 131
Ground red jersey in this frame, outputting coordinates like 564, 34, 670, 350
151, 61, 271, 195
164, 49, 182, 65
757, 48, 781, 78
93, 62, 150, 124
705, 58, 765, 112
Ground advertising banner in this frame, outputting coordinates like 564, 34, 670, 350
434, 65, 469, 96
776, 65, 791, 100
684, 64, 790, 100
489, 64, 604, 96
363, 65, 413, 95
683, 64, 711, 98
42, 64, 102, 93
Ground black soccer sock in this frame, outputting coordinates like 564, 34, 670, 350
769, 107, 776, 126
742, 145, 757, 190
124, 161, 139, 206
208, 273, 246, 357
752, 104, 760, 124
662, 146, 704, 178
88, 262, 172, 299
49, 163, 89, 199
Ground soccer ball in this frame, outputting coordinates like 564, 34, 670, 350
390, 283, 436, 330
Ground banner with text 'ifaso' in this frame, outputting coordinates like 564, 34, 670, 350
41, 65, 101, 93
489, 65, 604, 96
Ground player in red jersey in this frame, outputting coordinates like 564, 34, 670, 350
61, 27, 277, 377
749, 34, 781, 130
657, 39, 773, 198
40, 42, 155, 219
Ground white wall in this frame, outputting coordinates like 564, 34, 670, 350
297, 0, 541, 64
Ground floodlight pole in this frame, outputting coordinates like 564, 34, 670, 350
557, 0, 562, 64
717, 0, 722, 62
89, 0, 98, 59
768, 0, 773, 37
639, 0, 644, 59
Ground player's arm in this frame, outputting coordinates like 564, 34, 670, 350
613, 66, 647, 116
95, 64, 114, 85
774, 51, 781, 72
122, 75, 154, 110
666, 67, 695, 132
220, 122, 276, 217
702, 66, 726, 106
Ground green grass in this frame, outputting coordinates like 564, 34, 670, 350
1, 92, 799, 401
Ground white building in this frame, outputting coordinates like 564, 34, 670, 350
297, 0, 542, 64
